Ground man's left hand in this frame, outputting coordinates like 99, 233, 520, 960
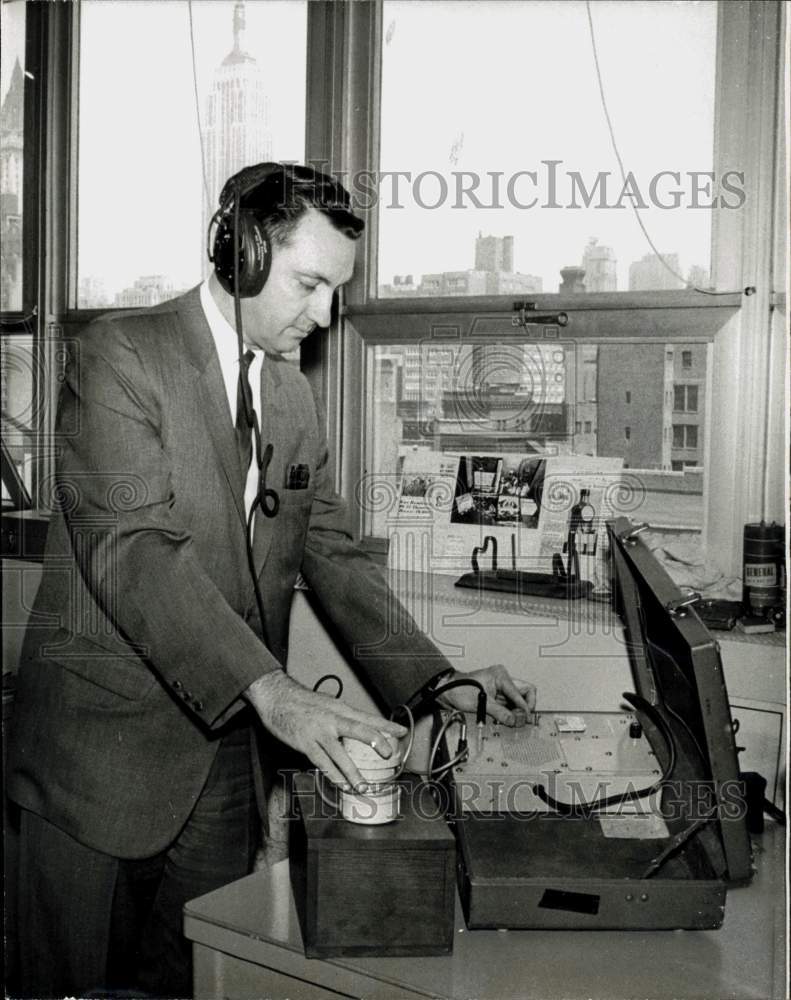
438, 665, 536, 726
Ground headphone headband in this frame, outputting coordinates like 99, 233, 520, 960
218, 162, 283, 211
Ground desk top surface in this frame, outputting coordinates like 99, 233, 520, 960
184, 822, 787, 1000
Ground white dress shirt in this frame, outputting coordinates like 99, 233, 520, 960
200, 279, 263, 522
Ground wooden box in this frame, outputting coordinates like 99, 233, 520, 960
289, 772, 456, 958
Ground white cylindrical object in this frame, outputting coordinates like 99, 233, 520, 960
339, 784, 402, 825
340, 736, 403, 825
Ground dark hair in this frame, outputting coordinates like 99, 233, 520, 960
238, 163, 364, 246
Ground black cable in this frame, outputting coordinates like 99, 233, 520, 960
432, 678, 488, 726
584, 1, 749, 298
186, 0, 211, 210
641, 811, 717, 878
245, 494, 269, 650
313, 674, 344, 699
533, 692, 676, 816
232, 182, 272, 650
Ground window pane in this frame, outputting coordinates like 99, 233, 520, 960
1, 332, 35, 502
378, 1, 717, 298
0, 0, 25, 312
366, 337, 708, 539
77, 1, 307, 308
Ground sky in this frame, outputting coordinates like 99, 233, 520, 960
1, 2, 25, 98
377, 1, 719, 291
77, 0, 307, 297
3, 0, 721, 299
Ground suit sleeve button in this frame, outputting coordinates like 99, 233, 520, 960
173, 680, 183, 690
194, 700, 205, 712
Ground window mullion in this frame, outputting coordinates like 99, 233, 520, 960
706, 0, 784, 577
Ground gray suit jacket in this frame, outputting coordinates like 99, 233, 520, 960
8, 287, 451, 858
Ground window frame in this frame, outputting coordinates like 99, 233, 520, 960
0, 2, 46, 511
318, 0, 785, 579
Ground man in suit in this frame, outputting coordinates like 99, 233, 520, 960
7, 163, 534, 997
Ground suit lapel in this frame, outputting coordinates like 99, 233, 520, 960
175, 288, 247, 530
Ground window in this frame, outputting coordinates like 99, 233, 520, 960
1, 333, 35, 502
77, 1, 307, 308
674, 384, 699, 412
1, 1, 785, 590
1, 1, 43, 512
363, 334, 712, 537
672, 424, 698, 449
377, 2, 717, 298
625, 391, 631, 404
0, 1, 26, 312
340, 1, 785, 584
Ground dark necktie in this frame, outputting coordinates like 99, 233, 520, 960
235, 349, 256, 477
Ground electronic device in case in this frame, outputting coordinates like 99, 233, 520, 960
439, 517, 752, 931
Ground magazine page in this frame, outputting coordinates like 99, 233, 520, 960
387, 451, 623, 586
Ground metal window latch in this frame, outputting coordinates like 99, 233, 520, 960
511, 301, 569, 328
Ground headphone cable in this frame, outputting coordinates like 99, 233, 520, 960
231, 180, 272, 650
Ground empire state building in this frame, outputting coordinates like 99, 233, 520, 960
201, 2, 273, 274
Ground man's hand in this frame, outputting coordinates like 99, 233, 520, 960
438, 665, 536, 726
245, 671, 406, 791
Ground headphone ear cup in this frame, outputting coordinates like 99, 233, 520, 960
212, 210, 272, 298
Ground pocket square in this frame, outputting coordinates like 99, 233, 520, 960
286, 464, 310, 490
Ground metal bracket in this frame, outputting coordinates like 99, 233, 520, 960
618, 522, 650, 544
471, 535, 498, 574
666, 593, 703, 617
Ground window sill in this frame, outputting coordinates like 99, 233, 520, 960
383, 568, 785, 648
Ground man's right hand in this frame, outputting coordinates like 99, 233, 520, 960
244, 671, 406, 791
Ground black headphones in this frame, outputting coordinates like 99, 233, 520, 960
208, 162, 283, 298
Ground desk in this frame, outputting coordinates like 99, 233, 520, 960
184, 822, 786, 1000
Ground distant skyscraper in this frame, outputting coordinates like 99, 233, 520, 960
201, 2, 273, 275
581, 238, 617, 292
629, 252, 685, 291
1, 57, 24, 311
475, 233, 514, 273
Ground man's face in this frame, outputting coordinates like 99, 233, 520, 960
242, 207, 357, 355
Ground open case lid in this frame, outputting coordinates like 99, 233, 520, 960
608, 517, 752, 882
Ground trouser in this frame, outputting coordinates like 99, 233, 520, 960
14, 723, 258, 999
